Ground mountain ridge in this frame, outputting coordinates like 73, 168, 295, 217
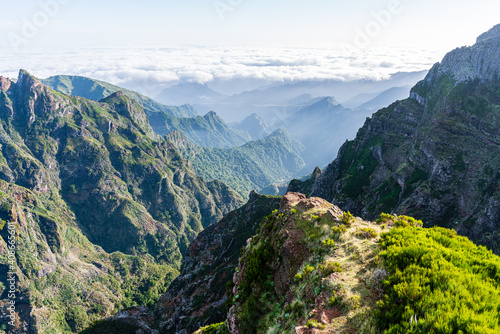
0, 70, 243, 333
311, 24, 500, 253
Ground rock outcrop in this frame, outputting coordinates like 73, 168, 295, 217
225, 193, 385, 334
431, 23, 500, 83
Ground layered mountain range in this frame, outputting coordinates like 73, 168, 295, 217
165, 129, 311, 196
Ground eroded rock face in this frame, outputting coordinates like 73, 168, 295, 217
0, 76, 11, 91
434, 24, 500, 83
156, 192, 281, 334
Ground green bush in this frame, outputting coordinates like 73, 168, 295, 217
331, 225, 347, 237
322, 238, 335, 247
342, 211, 355, 225
376, 226, 500, 333
197, 322, 225, 334
306, 319, 325, 329
376, 212, 395, 224
320, 261, 342, 276
375, 213, 423, 228
304, 265, 315, 274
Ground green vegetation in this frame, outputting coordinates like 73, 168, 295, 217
230, 198, 384, 333
194, 322, 229, 334
339, 139, 382, 198
166, 129, 309, 196
42, 74, 197, 118
342, 211, 355, 225
355, 227, 377, 239
0, 71, 243, 333
376, 225, 500, 333
149, 111, 250, 148
228, 191, 500, 334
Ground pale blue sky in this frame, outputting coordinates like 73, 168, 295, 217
1, 0, 499, 51
0, 0, 499, 93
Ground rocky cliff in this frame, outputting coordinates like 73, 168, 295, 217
0, 70, 243, 333
436, 23, 500, 83
311, 24, 500, 253
155, 192, 281, 334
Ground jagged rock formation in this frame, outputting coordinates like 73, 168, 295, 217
0, 70, 243, 333
436, 23, 500, 83
311, 24, 500, 252
155, 192, 281, 334
287, 166, 322, 197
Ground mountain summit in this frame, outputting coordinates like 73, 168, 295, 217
312, 24, 500, 252
429, 24, 500, 83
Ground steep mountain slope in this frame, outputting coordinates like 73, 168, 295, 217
287, 166, 322, 197
311, 24, 500, 252
155, 192, 281, 333
165, 129, 311, 196
42, 75, 197, 118
79, 192, 281, 334
0, 70, 243, 333
43, 76, 251, 149
0, 180, 179, 333
148, 111, 250, 148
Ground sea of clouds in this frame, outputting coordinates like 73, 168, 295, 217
0, 45, 443, 97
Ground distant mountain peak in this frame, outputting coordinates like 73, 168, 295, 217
477, 23, 500, 43
268, 128, 290, 138
17, 69, 41, 90
431, 23, 500, 83
308, 96, 340, 109
99, 90, 125, 102
204, 110, 219, 118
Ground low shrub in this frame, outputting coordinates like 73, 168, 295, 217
342, 211, 355, 225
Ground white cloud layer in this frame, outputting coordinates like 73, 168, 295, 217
0, 45, 443, 96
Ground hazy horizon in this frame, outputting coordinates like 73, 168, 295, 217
1, 1, 499, 97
